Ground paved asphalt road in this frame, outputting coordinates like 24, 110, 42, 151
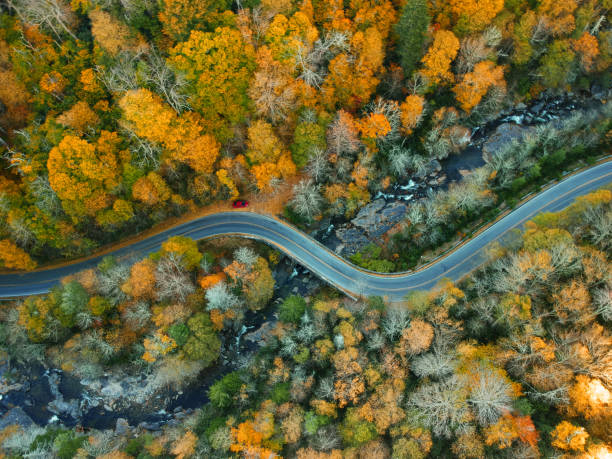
0, 161, 611, 302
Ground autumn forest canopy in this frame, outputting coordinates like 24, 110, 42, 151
0, 0, 610, 271
0, 0, 611, 458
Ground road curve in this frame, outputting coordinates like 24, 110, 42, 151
1, 161, 611, 302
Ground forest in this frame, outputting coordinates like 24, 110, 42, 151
0, 0, 611, 458
0, 0, 610, 271
0, 186, 610, 457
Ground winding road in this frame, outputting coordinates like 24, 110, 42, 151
0, 161, 611, 302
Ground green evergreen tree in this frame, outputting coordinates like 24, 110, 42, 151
395, 0, 430, 76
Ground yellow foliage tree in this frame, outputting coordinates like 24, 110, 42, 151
170, 27, 256, 141
538, 0, 578, 37
158, 0, 230, 42
420, 30, 460, 87
550, 421, 589, 452
448, 0, 504, 33
89, 8, 141, 56
0, 239, 37, 270
171, 431, 198, 459
47, 132, 121, 218
119, 89, 220, 173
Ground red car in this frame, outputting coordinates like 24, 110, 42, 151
232, 200, 249, 208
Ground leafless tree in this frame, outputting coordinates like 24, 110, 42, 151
408, 375, 472, 438
468, 368, 513, 426
98, 262, 130, 305
249, 64, 296, 123
205, 281, 241, 312
295, 45, 325, 88
382, 305, 410, 341
96, 51, 143, 93
305, 147, 330, 183
234, 246, 258, 267
81, 330, 116, 361
7, 0, 77, 41
122, 128, 161, 169
311, 426, 341, 451
388, 145, 413, 178
156, 253, 195, 303
423, 125, 452, 160
7, 214, 35, 247
123, 301, 151, 330
280, 334, 298, 357
290, 180, 323, 221
457, 36, 490, 75
315, 376, 335, 400
406, 203, 425, 226
593, 285, 612, 322
82, 430, 125, 458
29, 175, 62, 217
144, 51, 190, 113
1, 425, 47, 456
327, 112, 361, 157
584, 207, 612, 251
411, 347, 456, 379
366, 330, 385, 351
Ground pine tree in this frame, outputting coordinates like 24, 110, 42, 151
395, 0, 430, 76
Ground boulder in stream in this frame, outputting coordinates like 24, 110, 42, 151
0, 407, 34, 430
482, 123, 531, 161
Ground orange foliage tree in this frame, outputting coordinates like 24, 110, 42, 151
453, 61, 505, 113
56, 101, 99, 134
572, 32, 599, 71
121, 258, 156, 299
132, 172, 171, 206
399, 94, 425, 135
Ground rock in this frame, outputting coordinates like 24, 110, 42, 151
351, 199, 386, 229
380, 201, 407, 223
100, 382, 123, 399
531, 101, 545, 113
138, 421, 161, 431
335, 227, 370, 249
591, 83, 605, 100
244, 321, 277, 347
482, 123, 531, 161
0, 407, 34, 430
48, 398, 81, 419
115, 418, 130, 436
515, 102, 527, 110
